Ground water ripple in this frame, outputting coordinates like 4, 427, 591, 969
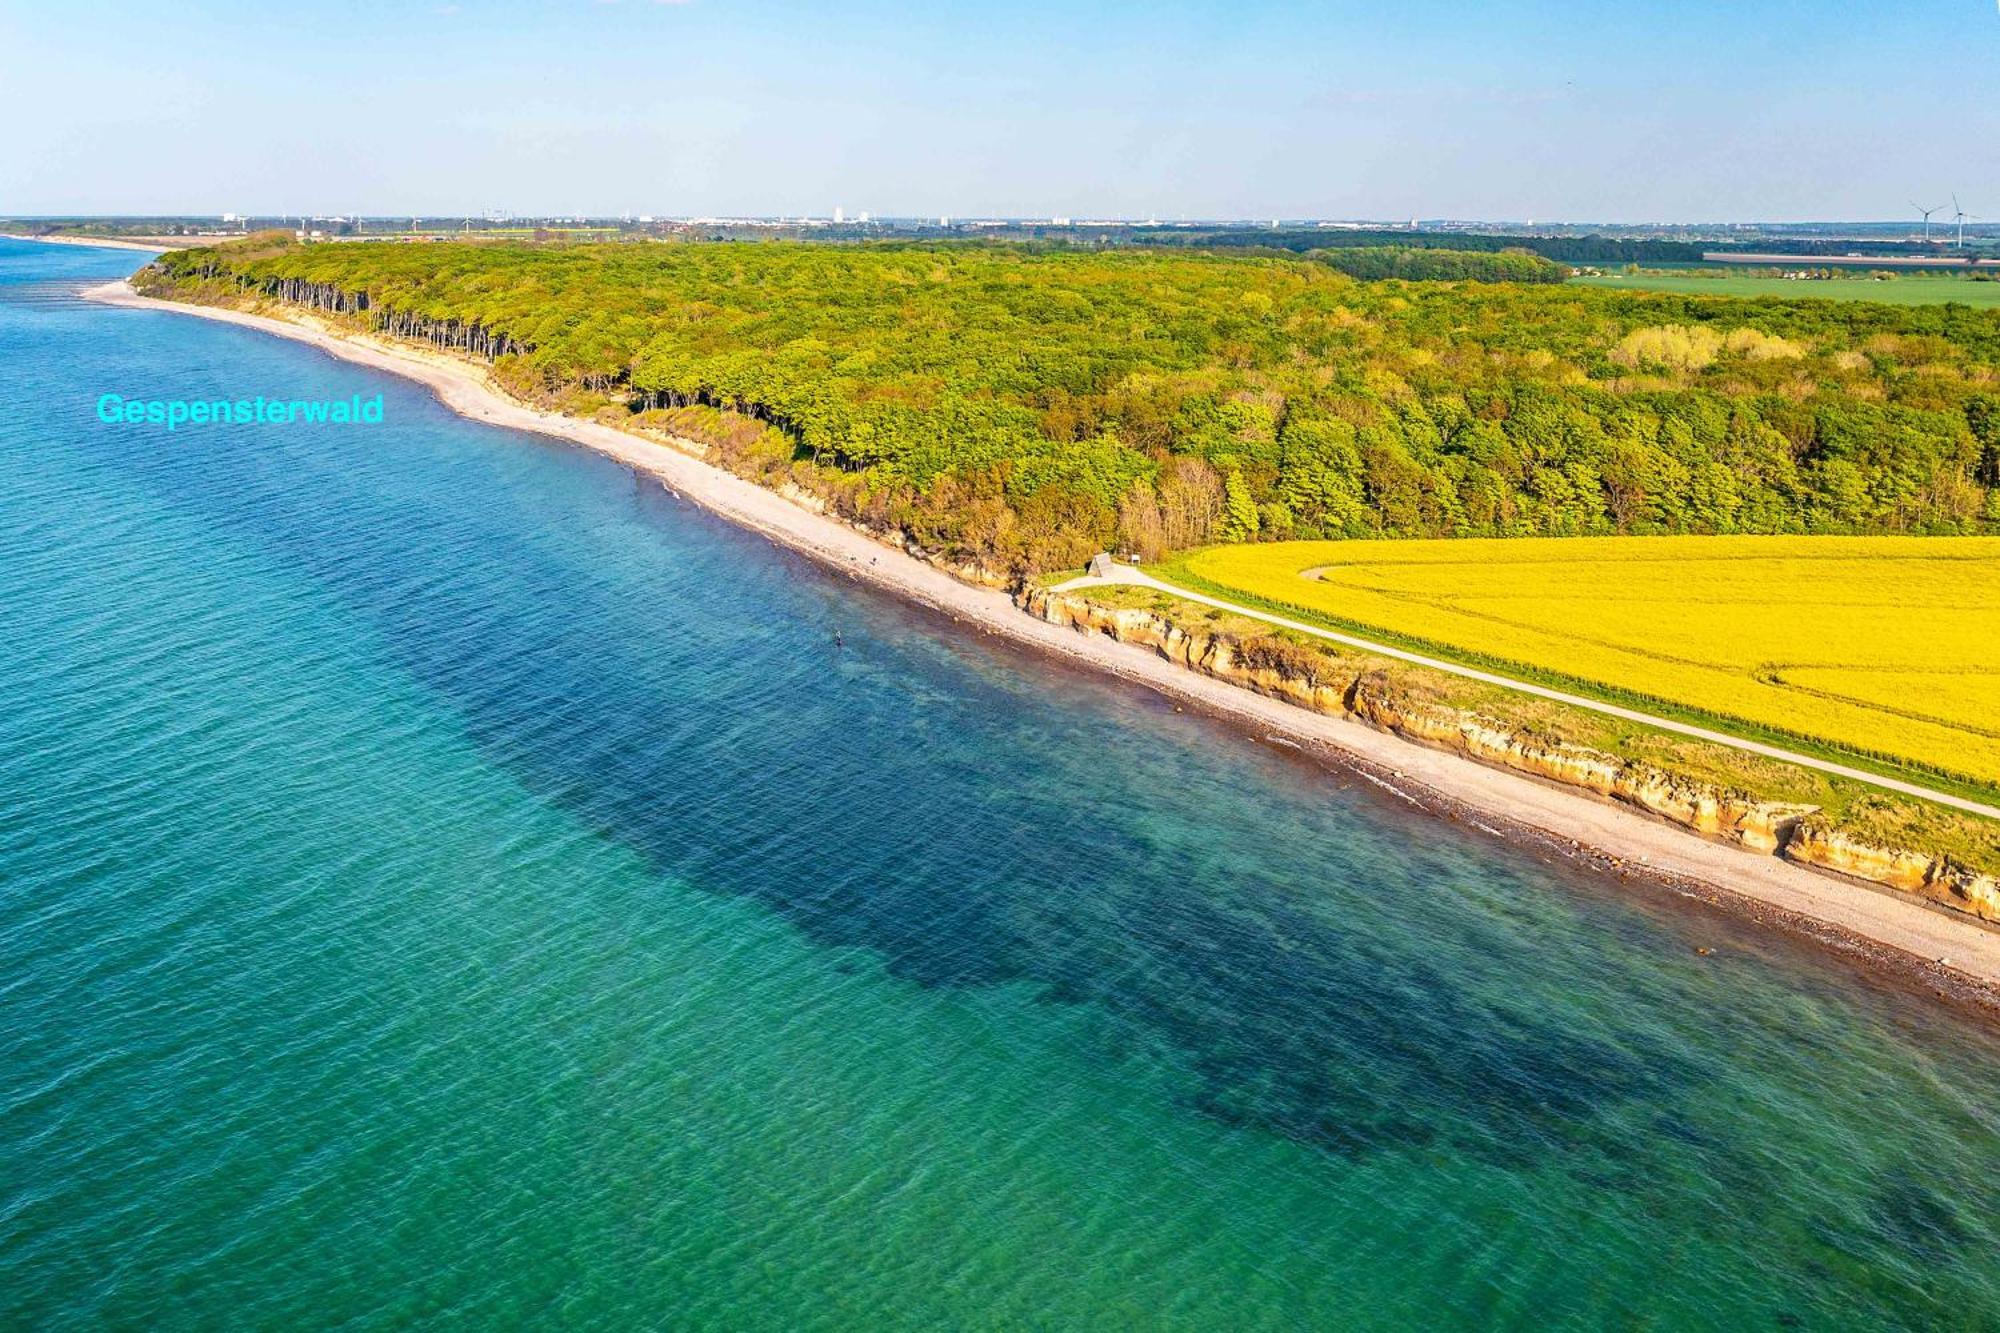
2, 236, 1999, 1331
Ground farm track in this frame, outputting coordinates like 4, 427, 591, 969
1068, 564, 2000, 821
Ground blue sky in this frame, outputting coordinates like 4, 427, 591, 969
2, 0, 1996, 221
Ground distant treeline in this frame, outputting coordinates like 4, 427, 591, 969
1146, 227, 2000, 265
1704, 236, 1996, 259
1308, 246, 1566, 283
145, 237, 2000, 574
1138, 228, 1710, 264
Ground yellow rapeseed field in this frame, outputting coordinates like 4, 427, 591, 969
1172, 536, 2000, 788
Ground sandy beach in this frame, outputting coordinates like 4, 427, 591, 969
2, 232, 185, 252
83, 277, 2000, 1005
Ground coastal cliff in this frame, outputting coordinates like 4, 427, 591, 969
1784, 822, 2000, 923
1343, 676, 1817, 854
1019, 586, 1998, 919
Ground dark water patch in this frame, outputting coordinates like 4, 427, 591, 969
1866, 1169, 1976, 1262
63, 397, 1707, 1163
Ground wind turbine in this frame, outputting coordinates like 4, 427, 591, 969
1913, 200, 1943, 243
1954, 196, 1972, 248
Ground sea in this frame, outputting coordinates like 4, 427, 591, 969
2, 237, 1996, 1330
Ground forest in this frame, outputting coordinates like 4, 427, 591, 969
1135, 228, 1709, 264
1307, 246, 1565, 283
143, 236, 2000, 574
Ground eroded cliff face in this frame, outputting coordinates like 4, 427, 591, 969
1345, 675, 1818, 854
767, 483, 1012, 589
1019, 588, 1352, 714
1784, 822, 2000, 923
1018, 586, 1994, 921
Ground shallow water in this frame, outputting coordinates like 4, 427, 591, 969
2, 238, 1997, 1330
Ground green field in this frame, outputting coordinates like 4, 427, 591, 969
1574, 270, 2000, 306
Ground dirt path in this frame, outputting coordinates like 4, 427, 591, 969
1065, 564, 2000, 820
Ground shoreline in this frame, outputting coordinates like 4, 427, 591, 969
2, 232, 181, 252
81, 278, 2000, 1011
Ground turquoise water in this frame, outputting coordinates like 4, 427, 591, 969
2, 239, 1998, 1331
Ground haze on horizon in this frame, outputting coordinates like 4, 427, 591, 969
2, 0, 1996, 224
